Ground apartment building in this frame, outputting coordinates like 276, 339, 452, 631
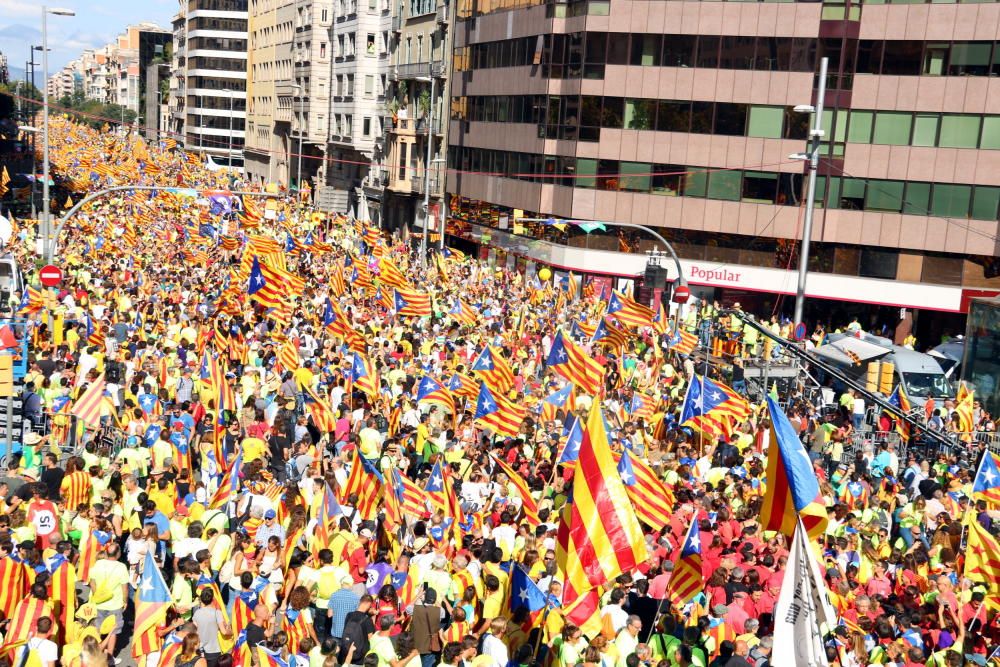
246, 0, 335, 188
48, 60, 83, 100
170, 0, 249, 168
55, 25, 170, 114
381, 0, 452, 232
325, 0, 392, 216
446, 0, 1000, 335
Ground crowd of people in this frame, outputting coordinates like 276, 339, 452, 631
0, 117, 995, 667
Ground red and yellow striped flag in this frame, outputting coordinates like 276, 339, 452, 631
557, 400, 648, 607
617, 449, 675, 532
489, 454, 540, 525
545, 330, 604, 397
965, 519, 1000, 599
0, 557, 27, 622
606, 290, 655, 328
71, 373, 106, 428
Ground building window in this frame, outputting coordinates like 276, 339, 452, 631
320, 42, 327, 58
742, 172, 777, 204
873, 111, 912, 146
932, 184, 972, 218
912, 113, 939, 147
367, 33, 376, 55
747, 106, 783, 139
847, 111, 873, 144
322, 8, 328, 22
707, 170, 741, 201
714, 103, 747, 136
399, 144, 408, 180
859, 249, 898, 280
363, 116, 371, 136
866, 181, 904, 212
656, 101, 690, 133
939, 115, 981, 149
629, 35, 660, 67
903, 183, 931, 216
972, 186, 1000, 221
619, 162, 651, 192
624, 99, 655, 130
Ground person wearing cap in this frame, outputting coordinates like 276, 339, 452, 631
704, 604, 737, 661
255, 509, 285, 547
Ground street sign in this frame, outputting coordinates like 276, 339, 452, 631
794, 322, 807, 341
39, 265, 63, 287
672, 285, 691, 304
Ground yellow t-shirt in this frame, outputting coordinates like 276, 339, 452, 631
294, 367, 315, 390
241, 438, 267, 463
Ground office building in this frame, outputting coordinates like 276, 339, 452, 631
446, 0, 1000, 339
381, 0, 451, 232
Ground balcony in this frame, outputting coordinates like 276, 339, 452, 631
392, 61, 445, 80
410, 176, 440, 197
436, 3, 447, 24
391, 14, 402, 32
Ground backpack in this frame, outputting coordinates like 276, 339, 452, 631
286, 458, 302, 483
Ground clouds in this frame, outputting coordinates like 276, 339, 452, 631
0, 0, 40, 19
0, 0, 176, 74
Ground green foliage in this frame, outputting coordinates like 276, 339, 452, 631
55, 93, 137, 129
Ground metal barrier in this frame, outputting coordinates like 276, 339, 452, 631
9, 409, 129, 469
843, 431, 905, 463
975, 431, 1000, 454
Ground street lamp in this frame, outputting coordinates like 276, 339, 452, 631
789, 56, 829, 333
41, 6, 76, 262
414, 75, 436, 267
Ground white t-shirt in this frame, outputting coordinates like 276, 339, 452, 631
481, 633, 508, 667
853, 397, 866, 415
20, 636, 58, 665
173, 537, 210, 561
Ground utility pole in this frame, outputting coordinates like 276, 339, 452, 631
792, 56, 829, 331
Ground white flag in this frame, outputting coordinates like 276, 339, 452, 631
772, 518, 838, 667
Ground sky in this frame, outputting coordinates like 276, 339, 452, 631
0, 0, 176, 85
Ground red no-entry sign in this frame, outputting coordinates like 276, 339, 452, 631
39, 265, 63, 288
672, 285, 691, 304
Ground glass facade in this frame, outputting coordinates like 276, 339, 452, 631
962, 298, 1000, 417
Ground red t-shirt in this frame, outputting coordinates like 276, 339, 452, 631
27, 499, 59, 540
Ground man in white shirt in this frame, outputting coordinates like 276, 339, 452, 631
480, 618, 508, 667
600, 588, 629, 635
17, 617, 57, 667
173, 523, 210, 564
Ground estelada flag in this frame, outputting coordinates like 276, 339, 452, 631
758, 396, 829, 539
